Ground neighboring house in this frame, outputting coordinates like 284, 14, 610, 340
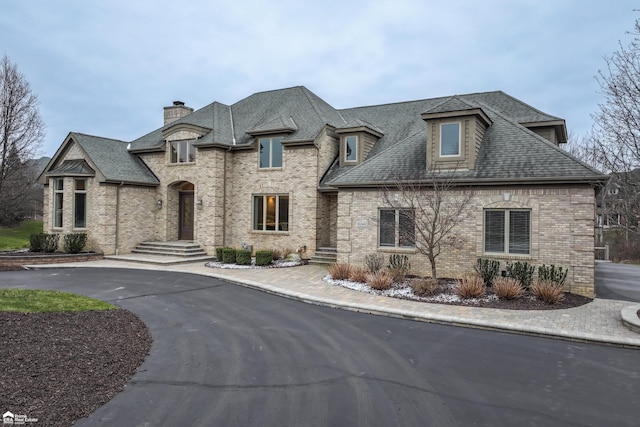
596, 169, 640, 233
39, 86, 607, 297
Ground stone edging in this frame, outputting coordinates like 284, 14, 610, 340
0, 252, 104, 270
621, 304, 640, 334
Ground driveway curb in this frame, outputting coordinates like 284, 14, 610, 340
621, 304, 640, 333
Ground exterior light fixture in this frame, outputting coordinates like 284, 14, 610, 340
197, 198, 203, 209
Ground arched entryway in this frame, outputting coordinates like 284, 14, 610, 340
178, 182, 194, 240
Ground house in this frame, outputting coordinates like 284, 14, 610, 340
39, 86, 607, 297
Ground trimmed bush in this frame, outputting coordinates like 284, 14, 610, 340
455, 274, 486, 299
531, 279, 565, 304
29, 233, 45, 252
63, 233, 87, 254
492, 277, 524, 300
388, 254, 410, 270
236, 249, 252, 265
506, 261, 535, 289
255, 250, 273, 266
366, 271, 393, 290
349, 265, 369, 283
29, 233, 59, 253
222, 247, 237, 264
328, 263, 351, 280
537, 264, 568, 286
410, 278, 440, 297
364, 253, 384, 273
474, 258, 500, 286
215, 247, 225, 261
388, 267, 408, 283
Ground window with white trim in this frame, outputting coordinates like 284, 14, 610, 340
53, 178, 64, 228
440, 122, 460, 157
484, 209, 530, 255
253, 194, 289, 231
259, 137, 283, 168
345, 135, 358, 162
170, 140, 196, 163
379, 208, 415, 248
74, 179, 87, 228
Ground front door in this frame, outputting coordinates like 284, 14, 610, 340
179, 192, 194, 240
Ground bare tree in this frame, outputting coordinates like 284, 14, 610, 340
0, 54, 45, 225
380, 171, 473, 279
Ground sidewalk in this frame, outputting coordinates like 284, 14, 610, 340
25, 257, 640, 348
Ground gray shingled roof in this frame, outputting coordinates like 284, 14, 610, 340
325, 100, 604, 187
46, 159, 95, 176
57, 87, 602, 189
70, 133, 159, 185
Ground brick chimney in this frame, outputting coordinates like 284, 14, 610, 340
163, 101, 193, 125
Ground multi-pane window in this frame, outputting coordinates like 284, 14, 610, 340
484, 209, 531, 255
53, 178, 64, 228
345, 136, 358, 162
253, 195, 289, 231
74, 179, 87, 228
170, 140, 196, 163
259, 137, 283, 168
379, 209, 415, 248
440, 122, 460, 156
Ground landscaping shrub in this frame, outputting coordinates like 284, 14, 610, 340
236, 249, 252, 265
29, 233, 44, 252
328, 263, 351, 280
349, 265, 369, 283
366, 270, 393, 290
410, 278, 440, 297
531, 279, 565, 304
255, 250, 273, 266
222, 247, 237, 264
387, 254, 410, 282
492, 277, 524, 300
537, 264, 568, 286
63, 233, 87, 254
474, 258, 500, 286
29, 233, 59, 253
271, 248, 282, 260
454, 274, 486, 299
364, 253, 384, 272
506, 261, 535, 289
215, 246, 232, 261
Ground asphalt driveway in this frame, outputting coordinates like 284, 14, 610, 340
1, 267, 639, 426
596, 261, 640, 302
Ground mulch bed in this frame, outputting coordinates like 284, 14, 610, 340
0, 309, 152, 427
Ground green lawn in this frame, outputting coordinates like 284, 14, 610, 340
0, 220, 43, 250
0, 288, 116, 312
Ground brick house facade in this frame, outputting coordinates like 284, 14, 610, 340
39, 86, 606, 297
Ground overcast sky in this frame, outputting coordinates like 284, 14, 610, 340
2, 1, 637, 157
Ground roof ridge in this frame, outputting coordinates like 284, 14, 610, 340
70, 132, 127, 143
299, 86, 345, 126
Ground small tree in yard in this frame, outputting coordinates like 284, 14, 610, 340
0, 55, 45, 226
380, 172, 473, 280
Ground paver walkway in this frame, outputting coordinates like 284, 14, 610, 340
25, 257, 640, 348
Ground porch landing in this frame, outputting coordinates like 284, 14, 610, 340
105, 241, 213, 265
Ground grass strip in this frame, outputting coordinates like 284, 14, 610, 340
0, 289, 116, 312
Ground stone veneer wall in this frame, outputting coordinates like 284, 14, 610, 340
227, 144, 320, 254
337, 185, 597, 297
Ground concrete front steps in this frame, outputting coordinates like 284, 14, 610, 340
105, 241, 213, 265
309, 247, 337, 265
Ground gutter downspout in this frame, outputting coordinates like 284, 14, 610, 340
115, 181, 123, 255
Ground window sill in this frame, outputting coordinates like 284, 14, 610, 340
378, 247, 417, 254
482, 252, 532, 260
167, 162, 196, 166
258, 167, 283, 171
250, 230, 290, 235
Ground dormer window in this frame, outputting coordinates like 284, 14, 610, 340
259, 136, 283, 169
440, 122, 460, 157
170, 140, 195, 164
345, 136, 358, 162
